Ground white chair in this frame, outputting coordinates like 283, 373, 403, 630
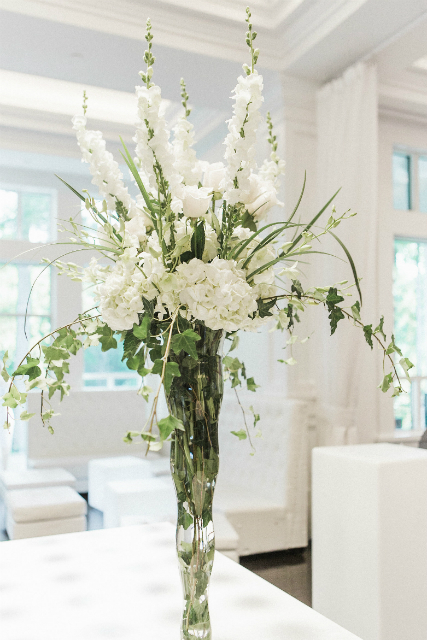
6, 485, 87, 540
88, 456, 154, 512
0, 467, 76, 500
214, 396, 309, 556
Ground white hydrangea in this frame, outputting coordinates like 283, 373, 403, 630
134, 84, 182, 212
223, 72, 264, 205
176, 257, 258, 331
72, 115, 138, 217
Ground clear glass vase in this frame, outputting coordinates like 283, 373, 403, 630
168, 324, 224, 640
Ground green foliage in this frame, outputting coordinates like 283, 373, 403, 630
158, 414, 184, 441
374, 316, 386, 341
326, 288, 345, 335
2, 386, 26, 409
257, 297, 276, 318
20, 410, 35, 421
386, 334, 402, 357
363, 324, 373, 349
190, 221, 205, 260
133, 315, 151, 340
246, 377, 259, 392
13, 357, 41, 381
241, 210, 257, 232
378, 373, 393, 393
223, 355, 244, 388
171, 329, 201, 360
152, 359, 181, 394
231, 429, 247, 440
291, 279, 303, 299
351, 300, 361, 323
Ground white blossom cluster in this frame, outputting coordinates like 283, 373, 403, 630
72, 115, 138, 217
172, 115, 202, 187
223, 71, 264, 205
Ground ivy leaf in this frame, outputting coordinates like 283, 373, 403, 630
42, 346, 69, 362
137, 384, 153, 402
291, 279, 304, 299
133, 315, 151, 340
158, 414, 185, 441
2, 391, 19, 408
20, 410, 36, 421
230, 429, 247, 440
246, 377, 260, 392
386, 334, 402, 357
123, 330, 142, 361
152, 360, 181, 394
257, 297, 276, 318
171, 329, 201, 360
222, 356, 242, 372
363, 324, 373, 349
228, 335, 240, 352
378, 373, 393, 393
326, 288, 345, 335
399, 357, 414, 380
13, 357, 41, 381
351, 300, 361, 323
374, 316, 386, 341
99, 335, 118, 352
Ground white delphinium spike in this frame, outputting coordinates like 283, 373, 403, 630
134, 19, 182, 212
172, 79, 202, 187
72, 115, 139, 218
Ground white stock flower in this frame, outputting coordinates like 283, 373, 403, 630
176, 257, 258, 331
172, 116, 202, 186
72, 115, 138, 217
223, 72, 264, 205
134, 84, 182, 206
181, 185, 212, 218
259, 157, 286, 185
124, 214, 149, 248
202, 162, 226, 193
244, 173, 282, 221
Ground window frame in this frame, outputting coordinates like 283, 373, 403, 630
0, 182, 57, 244
378, 116, 427, 441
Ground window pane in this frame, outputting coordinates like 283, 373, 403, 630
393, 153, 411, 210
0, 190, 18, 239
393, 238, 427, 429
419, 156, 427, 213
21, 192, 52, 242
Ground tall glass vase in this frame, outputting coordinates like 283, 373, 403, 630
167, 324, 224, 640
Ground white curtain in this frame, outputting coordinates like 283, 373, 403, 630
314, 61, 379, 445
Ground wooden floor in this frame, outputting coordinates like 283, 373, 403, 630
0, 496, 312, 606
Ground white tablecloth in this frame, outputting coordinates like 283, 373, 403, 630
0, 523, 361, 640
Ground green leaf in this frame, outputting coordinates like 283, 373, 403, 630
99, 335, 118, 352
386, 334, 402, 357
137, 384, 153, 402
137, 365, 152, 378
291, 280, 303, 299
42, 346, 69, 362
230, 429, 247, 440
351, 300, 361, 323
374, 316, 386, 341
13, 357, 42, 381
326, 288, 345, 335
378, 373, 393, 393
257, 297, 276, 318
246, 377, 260, 392
133, 316, 151, 340
158, 414, 185, 441
241, 210, 257, 232
152, 360, 181, 394
222, 356, 242, 372
171, 329, 201, 360
20, 410, 36, 421
190, 221, 205, 260
328, 231, 362, 305
2, 392, 19, 408
399, 357, 414, 380
120, 138, 155, 216
363, 324, 373, 349
228, 335, 240, 352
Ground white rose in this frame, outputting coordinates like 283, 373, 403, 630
181, 185, 212, 218
124, 215, 148, 243
203, 162, 226, 193
245, 173, 280, 221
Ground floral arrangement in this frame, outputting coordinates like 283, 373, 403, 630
1, 8, 411, 449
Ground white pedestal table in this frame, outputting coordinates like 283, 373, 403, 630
0, 522, 362, 640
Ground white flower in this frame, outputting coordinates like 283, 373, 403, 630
223, 72, 264, 205
279, 262, 299, 279
72, 115, 139, 217
244, 173, 282, 221
259, 157, 286, 185
202, 162, 226, 193
124, 214, 148, 248
180, 185, 212, 218
176, 258, 259, 332
172, 116, 202, 186
134, 84, 182, 206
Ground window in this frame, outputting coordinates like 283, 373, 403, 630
393, 150, 427, 213
393, 239, 427, 430
0, 187, 55, 242
82, 284, 139, 390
